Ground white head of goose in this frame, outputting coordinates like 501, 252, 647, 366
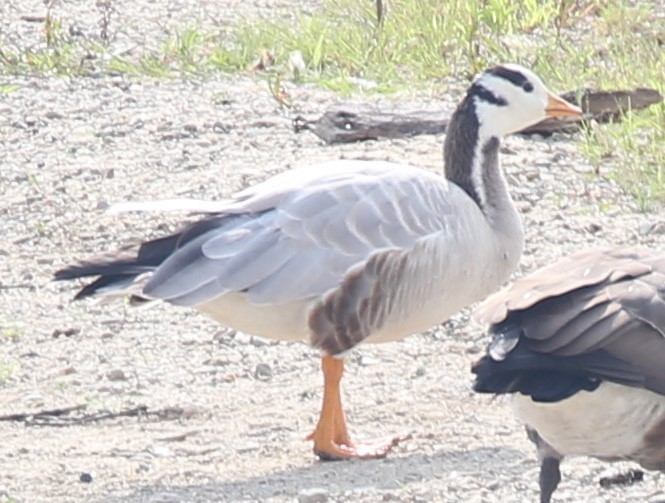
55, 64, 581, 461
472, 247, 665, 503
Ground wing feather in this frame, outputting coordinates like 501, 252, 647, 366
143, 161, 456, 307
478, 246, 665, 395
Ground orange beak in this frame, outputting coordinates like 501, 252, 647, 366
545, 92, 583, 118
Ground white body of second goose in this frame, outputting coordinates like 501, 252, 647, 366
514, 382, 665, 463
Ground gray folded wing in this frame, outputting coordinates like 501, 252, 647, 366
143, 161, 457, 308
477, 247, 665, 394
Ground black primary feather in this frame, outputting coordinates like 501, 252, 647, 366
472, 324, 644, 402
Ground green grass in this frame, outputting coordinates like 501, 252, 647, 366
0, 0, 662, 205
1, 320, 23, 340
0, 321, 21, 385
0, 360, 17, 385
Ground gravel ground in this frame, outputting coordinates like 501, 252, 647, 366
2, 2, 665, 503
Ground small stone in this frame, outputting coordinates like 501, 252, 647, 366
648, 493, 665, 503
254, 363, 272, 380
236, 442, 261, 454
150, 445, 173, 457
598, 468, 643, 488
298, 487, 329, 503
212, 121, 230, 133
465, 343, 482, 354
106, 369, 127, 381
651, 222, 665, 234
250, 336, 270, 347
359, 355, 381, 366
524, 169, 540, 180
639, 223, 653, 236
136, 463, 150, 473
79, 472, 93, 483
637, 222, 665, 236
52, 328, 80, 338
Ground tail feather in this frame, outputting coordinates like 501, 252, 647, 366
55, 214, 232, 301
54, 236, 179, 300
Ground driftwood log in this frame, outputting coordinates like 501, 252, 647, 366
294, 88, 662, 144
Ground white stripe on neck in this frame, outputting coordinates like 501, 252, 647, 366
470, 138, 487, 212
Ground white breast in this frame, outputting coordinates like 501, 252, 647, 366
513, 382, 665, 460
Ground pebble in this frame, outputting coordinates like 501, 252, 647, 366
250, 335, 270, 347
598, 468, 643, 488
106, 369, 127, 381
639, 223, 654, 235
382, 493, 400, 501
254, 363, 272, 380
638, 222, 665, 236
297, 488, 329, 503
649, 494, 665, 503
51, 328, 81, 338
652, 222, 665, 234
79, 472, 93, 483
150, 446, 174, 458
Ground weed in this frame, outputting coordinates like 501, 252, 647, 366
1, 323, 23, 339
0, 360, 17, 385
0, 84, 20, 93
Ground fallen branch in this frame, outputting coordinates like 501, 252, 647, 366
294, 88, 662, 144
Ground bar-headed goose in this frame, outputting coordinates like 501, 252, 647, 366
55, 64, 581, 461
473, 246, 665, 502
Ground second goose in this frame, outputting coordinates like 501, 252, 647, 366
473, 246, 665, 502
55, 64, 581, 460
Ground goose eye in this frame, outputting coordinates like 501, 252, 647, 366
523, 82, 534, 93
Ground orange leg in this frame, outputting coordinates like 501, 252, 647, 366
306, 355, 405, 460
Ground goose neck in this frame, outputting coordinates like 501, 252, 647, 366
443, 97, 524, 268
443, 99, 509, 218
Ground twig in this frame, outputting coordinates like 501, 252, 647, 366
0, 404, 190, 427
0, 404, 87, 422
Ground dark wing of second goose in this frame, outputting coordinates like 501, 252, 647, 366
473, 246, 665, 399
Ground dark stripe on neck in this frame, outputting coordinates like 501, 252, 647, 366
487, 66, 528, 88
469, 83, 507, 107
444, 93, 503, 212
444, 95, 482, 206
